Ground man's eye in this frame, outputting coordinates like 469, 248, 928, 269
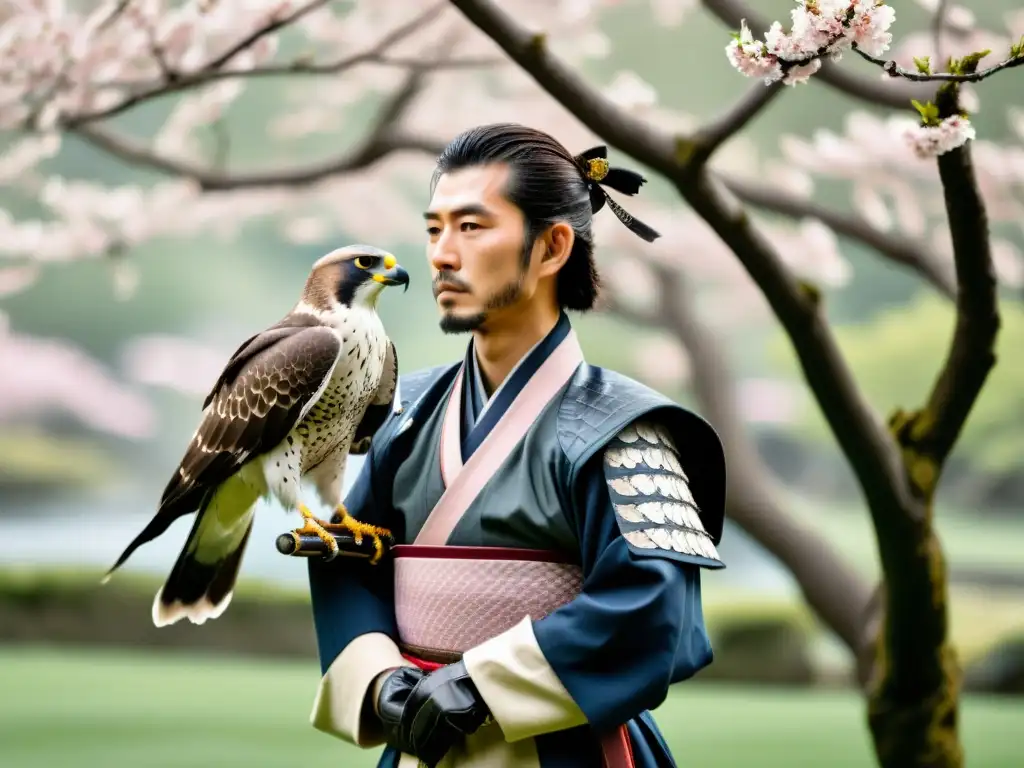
426, 226, 441, 236
461, 222, 481, 232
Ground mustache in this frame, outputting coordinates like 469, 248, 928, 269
432, 271, 472, 298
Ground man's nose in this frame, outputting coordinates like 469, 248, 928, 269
429, 235, 460, 272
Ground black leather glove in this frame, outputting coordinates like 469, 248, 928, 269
374, 666, 425, 735
377, 660, 491, 767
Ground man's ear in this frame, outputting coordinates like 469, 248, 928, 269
537, 222, 574, 277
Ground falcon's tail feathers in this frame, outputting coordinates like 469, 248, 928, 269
100, 486, 205, 585
152, 476, 260, 628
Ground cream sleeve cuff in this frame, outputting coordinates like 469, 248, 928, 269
462, 616, 588, 743
309, 632, 416, 747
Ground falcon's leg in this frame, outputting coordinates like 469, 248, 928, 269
326, 505, 392, 565
307, 443, 392, 564
295, 504, 340, 560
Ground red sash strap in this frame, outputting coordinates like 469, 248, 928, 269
401, 652, 635, 768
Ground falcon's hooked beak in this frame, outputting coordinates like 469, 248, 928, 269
371, 253, 410, 293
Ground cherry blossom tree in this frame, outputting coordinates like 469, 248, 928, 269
1, 1, 1023, 765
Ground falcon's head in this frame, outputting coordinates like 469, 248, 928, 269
301, 244, 410, 313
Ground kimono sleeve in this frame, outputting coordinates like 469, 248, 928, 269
462, 414, 722, 741
306, 451, 415, 747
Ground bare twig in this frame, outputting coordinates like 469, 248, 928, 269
202, 0, 334, 73
96, 53, 496, 96
853, 45, 1024, 82
720, 175, 958, 299
690, 80, 785, 165
140, 16, 174, 82
96, 0, 133, 31
701, 0, 933, 108
72, 68, 436, 191
64, 2, 457, 128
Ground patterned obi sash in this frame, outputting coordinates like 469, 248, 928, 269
393, 545, 582, 665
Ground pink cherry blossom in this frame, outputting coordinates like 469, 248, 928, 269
633, 336, 691, 391
0, 314, 155, 439
726, 21, 783, 85
847, 1, 896, 57
727, 2, 897, 85
900, 114, 977, 159
121, 334, 232, 397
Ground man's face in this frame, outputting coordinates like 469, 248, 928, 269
424, 164, 537, 334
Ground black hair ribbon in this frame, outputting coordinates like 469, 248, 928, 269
573, 145, 661, 242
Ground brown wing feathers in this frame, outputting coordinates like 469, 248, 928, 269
105, 325, 341, 575
201, 313, 321, 409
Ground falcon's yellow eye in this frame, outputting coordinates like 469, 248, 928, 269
354, 256, 372, 270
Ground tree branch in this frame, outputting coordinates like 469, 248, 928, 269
97, 53, 496, 97
96, 0, 132, 31
447, 1, 677, 173
701, 0, 934, 108
916, 92, 1000, 469
853, 45, 1024, 82
720, 175, 958, 300
680, 170, 914, 509
690, 80, 785, 165
72, 69, 436, 191
63, 2, 462, 128
604, 262, 876, 676
202, 0, 334, 73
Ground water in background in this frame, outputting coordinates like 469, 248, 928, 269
0, 453, 787, 593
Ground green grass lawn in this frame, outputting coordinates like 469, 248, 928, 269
1, 647, 1021, 767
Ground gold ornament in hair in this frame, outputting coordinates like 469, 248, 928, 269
573, 144, 661, 242
585, 157, 609, 182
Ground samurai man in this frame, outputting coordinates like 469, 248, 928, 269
305, 123, 727, 767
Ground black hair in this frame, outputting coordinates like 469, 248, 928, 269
431, 123, 658, 312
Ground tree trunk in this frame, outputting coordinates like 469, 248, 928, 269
867, 522, 962, 768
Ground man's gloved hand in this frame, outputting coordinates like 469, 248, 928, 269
376, 660, 491, 767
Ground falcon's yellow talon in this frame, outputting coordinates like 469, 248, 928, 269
328, 506, 392, 565
296, 503, 340, 559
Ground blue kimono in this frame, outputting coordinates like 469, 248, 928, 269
307, 313, 726, 767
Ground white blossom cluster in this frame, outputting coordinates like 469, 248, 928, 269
899, 115, 978, 159
725, 0, 895, 86
725, 1, 981, 158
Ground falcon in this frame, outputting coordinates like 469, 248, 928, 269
102, 244, 409, 627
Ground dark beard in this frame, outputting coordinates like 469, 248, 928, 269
438, 276, 523, 335
439, 311, 486, 334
